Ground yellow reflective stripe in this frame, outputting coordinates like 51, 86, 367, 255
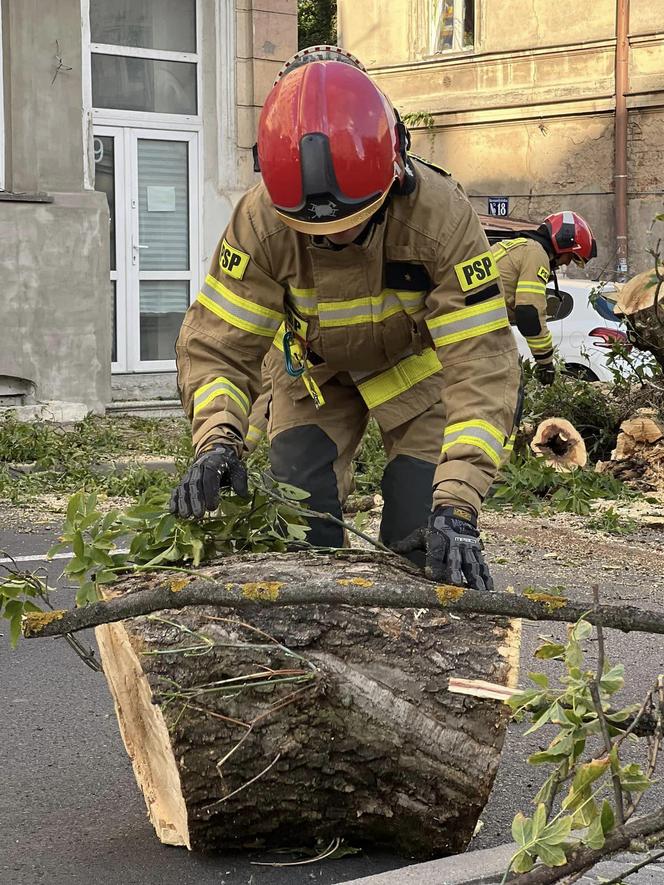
504, 432, 516, 453
205, 274, 283, 323
441, 419, 505, 466
193, 376, 250, 416
427, 295, 509, 347
355, 348, 441, 409
288, 285, 318, 316
492, 246, 507, 261
246, 424, 265, 444
516, 281, 546, 295
272, 322, 286, 351
526, 334, 554, 350
317, 289, 425, 328
197, 274, 284, 338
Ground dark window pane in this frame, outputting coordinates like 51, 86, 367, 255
93, 135, 116, 271
140, 282, 189, 361
90, 0, 196, 53
464, 0, 475, 48
92, 54, 197, 115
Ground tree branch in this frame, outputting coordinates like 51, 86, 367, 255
508, 804, 664, 884
21, 551, 664, 639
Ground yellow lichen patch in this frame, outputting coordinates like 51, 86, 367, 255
523, 589, 568, 612
169, 577, 191, 593
22, 609, 66, 637
337, 578, 374, 588
435, 584, 465, 604
241, 581, 284, 602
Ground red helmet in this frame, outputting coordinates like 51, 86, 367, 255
256, 47, 405, 235
544, 211, 597, 265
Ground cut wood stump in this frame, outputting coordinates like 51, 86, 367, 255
614, 268, 664, 369
597, 409, 664, 491
530, 417, 587, 471
95, 565, 521, 859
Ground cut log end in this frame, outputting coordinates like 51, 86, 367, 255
530, 417, 588, 471
96, 597, 521, 859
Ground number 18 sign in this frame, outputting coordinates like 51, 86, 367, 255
488, 196, 509, 217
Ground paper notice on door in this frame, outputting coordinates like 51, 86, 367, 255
147, 186, 176, 212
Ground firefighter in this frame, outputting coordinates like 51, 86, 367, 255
170, 46, 521, 592
491, 212, 597, 384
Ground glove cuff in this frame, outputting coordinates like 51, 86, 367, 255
430, 505, 477, 528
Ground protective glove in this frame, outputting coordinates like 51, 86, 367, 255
535, 363, 556, 386
169, 444, 249, 519
391, 506, 494, 592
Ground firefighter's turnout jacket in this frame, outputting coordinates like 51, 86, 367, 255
176, 158, 520, 515
491, 238, 554, 367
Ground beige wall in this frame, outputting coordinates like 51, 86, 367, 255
339, 0, 664, 276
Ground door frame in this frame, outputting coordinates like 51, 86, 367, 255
94, 125, 200, 373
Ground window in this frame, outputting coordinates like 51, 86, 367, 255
431, 0, 475, 53
89, 0, 198, 117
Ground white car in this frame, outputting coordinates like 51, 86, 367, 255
515, 278, 627, 382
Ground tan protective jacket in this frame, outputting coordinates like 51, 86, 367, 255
177, 158, 520, 514
491, 238, 554, 366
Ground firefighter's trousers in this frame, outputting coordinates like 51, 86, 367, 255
267, 372, 445, 558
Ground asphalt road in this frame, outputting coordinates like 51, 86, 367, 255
2, 521, 663, 885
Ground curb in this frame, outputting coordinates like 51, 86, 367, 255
336, 843, 516, 885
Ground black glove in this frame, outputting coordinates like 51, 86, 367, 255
392, 506, 494, 592
535, 363, 555, 386
170, 444, 249, 519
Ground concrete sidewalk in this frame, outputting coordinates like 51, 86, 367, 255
338, 846, 664, 885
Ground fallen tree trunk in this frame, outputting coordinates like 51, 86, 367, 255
23, 551, 664, 639
614, 268, 664, 369
90, 558, 522, 857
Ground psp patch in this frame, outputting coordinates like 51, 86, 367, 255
537, 265, 550, 284
220, 239, 250, 280
454, 250, 500, 292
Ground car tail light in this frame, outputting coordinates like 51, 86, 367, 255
589, 327, 631, 350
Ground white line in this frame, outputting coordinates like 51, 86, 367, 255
0, 549, 130, 565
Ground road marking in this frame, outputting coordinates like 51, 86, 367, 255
0, 549, 130, 565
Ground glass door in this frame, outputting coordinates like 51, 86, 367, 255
94, 126, 198, 372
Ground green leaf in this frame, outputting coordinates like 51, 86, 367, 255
535, 842, 568, 867
529, 671, 549, 689
600, 799, 615, 835
599, 664, 624, 695
572, 619, 593, 642
511, 812, 532, 847
618, 762, 651, 793
585, 812, 605, 849
72, 531, 85, 560
540, 814, 572, 844
532, 803, 547, 838
535, 641, 566, 660
10, 609, 23, 647
66, 491, 84, 525
511, 848, 535, 873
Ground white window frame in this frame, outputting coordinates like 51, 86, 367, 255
430, 0, 474, 54
96, 125, 199, 374
83, 0, 205, 373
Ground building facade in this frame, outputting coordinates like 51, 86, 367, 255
0, 0, 297, 411
339, 0, 664, 280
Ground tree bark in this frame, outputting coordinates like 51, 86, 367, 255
23, 552, 664, 640
93, 567, 522, 857
615, 268, 664, 369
